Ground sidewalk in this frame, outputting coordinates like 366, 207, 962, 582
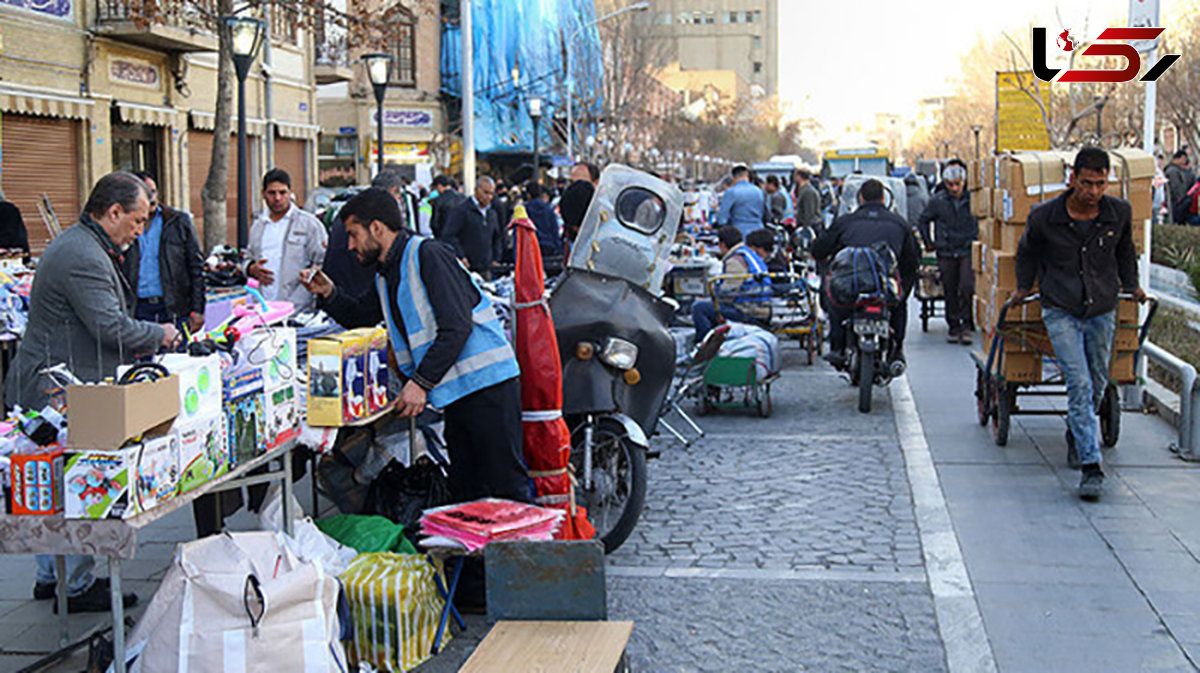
905, 306, 1200, 672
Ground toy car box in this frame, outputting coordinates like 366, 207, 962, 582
10, 445, 64, 515
64, 446, 137, 519
176, 414, 229, 493
223, 367, 267, 466
307, 331, 367, 426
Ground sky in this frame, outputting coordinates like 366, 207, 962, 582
776, 0, 1133, 138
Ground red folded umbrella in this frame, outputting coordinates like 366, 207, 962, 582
511, 205, 595, 541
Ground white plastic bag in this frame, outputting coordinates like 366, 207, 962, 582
258, 483, 356, 576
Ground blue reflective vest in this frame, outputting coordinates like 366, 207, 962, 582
728, 245, 772, 303
376, 237, 520, 408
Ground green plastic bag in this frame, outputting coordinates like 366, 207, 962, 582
315, 514, 419, 555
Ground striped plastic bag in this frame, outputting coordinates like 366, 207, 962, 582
340, 552, 446, 672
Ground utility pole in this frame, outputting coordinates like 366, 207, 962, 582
462, 0, 475, 188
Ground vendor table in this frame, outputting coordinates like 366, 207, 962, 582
0, 440, 297, 673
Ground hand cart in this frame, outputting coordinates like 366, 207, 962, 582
972, 293, 1157, 453
709, 271, 824, 364
658, 325, 729, 446
697, 355, 779, 418
916, 254, 944, 332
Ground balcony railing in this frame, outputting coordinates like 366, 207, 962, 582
315, 29, 348, 67
95, 0, 219, 52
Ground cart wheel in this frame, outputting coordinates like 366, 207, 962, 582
975, 369, 991, 426
921, 304, 930, 332
1100, 384, 1121, 448
758, 386, 773, 418
992, 382, 1014, 446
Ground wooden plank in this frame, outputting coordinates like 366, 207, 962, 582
458, 621, 633, 673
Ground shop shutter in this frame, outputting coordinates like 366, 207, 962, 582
187, 130, 239, 247
273, 138, 308, 208
0, 114, 81, 254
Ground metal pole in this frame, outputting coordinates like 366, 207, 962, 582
462, 0, 475, 188
263, 13, 273, 170
1128, 47, 1159, 410
566, 47, 574, 162
375, 86, 385, 177
532, 115, 540, 185
237, 73, 249, 249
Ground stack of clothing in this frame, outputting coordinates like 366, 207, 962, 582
419, 498, 563, 552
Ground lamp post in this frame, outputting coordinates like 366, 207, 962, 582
528, 96, 543, 184
971, 124, 983, 160
361, 52, 393, 178
224, 16, 264, 250
566, 1, 650, 162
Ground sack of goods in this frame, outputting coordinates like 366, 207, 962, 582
825, 243, 901, 308
121, 531, 348, 673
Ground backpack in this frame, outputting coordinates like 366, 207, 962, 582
824, 242, 901, 309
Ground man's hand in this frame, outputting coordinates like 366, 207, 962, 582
247, 259, 275, 286
1132, 287, 1148, 303
299, 267, 334, 299
160, 323, 180, 350
188, 312, 205, 334
394, 380, 427, 418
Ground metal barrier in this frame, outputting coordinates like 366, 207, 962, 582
1142, 340, 1200, 462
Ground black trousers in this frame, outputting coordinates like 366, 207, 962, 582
442, 377, 532, 503
937, 254, 974, 332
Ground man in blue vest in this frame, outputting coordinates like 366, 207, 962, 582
301, 187, 531, 504
690, 225, 773, 343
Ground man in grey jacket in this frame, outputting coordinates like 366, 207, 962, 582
4, 171, 176, 612
245, 168, 327, 311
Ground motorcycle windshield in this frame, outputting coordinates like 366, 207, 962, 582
838, 175, 909, 223
568, 164, 684, 295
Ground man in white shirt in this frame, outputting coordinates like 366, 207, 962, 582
245, 168, 328, 310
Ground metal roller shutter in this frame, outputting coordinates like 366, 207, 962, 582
1, 114, 81, 254
273, 138, 307, 207
187, 130, 239, 247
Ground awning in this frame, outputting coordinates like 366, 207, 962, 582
115, 101, 180, 127
0, 86, 93, 120
189, 110, 266, 136
275, 121, 321, 140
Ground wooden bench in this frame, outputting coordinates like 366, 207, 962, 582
458, 620, 634, 673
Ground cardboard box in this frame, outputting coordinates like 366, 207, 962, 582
990, 250, 1018, 290
1110, 350, 1137, 382
996, 187, 1064, 224
131, 431, 179, 516
970, 188, 992, 219
998, 222, 1025, 253
364, 328, 391, 415
1113, 326, 1139, 351
1000, 351, 1042, 382
264, 385, 298, 449
998, 151, 1070, 195
971, 241, 984, 274
66, 376, 179, 449
120, 354, 222, 424
969, 158, 989, 189
978, 218, 1001, 250
1119, 298, 1139, 323
176, 414, 228, 493
224, 367, 267, 466
238, 327, 299, 448
64, 447, 136, 519
307, 331, 368, 426
10, 446, 64, 515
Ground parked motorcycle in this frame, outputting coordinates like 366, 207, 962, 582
549, 165, 683, 553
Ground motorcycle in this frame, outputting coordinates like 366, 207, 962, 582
549, 165, 683, 553
842, 296, 903, 413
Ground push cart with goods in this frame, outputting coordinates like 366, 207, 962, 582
915, 254, 944, 332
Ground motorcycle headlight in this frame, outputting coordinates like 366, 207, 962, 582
599, 337, 639, 370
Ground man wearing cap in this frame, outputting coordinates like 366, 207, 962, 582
917, 162, 978, 344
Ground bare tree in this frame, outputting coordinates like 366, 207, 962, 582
201, 0, 235, 253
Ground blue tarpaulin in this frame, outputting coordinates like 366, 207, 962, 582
442, 0, 603, 155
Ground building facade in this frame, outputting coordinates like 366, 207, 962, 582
640, 0, 777, 99
0, 0, 320, 251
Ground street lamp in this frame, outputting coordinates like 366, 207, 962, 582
528, 97, 543, 184
224, 15, 264, 250
361, 52, 393, 177
971, 124, 983, 160
566, 1, 650, 161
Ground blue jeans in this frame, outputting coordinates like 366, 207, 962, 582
692, 300, 750, 343
35, 554, 95, 596
1043, 308, 1116, 466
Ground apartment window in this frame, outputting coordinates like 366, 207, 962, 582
385, 3, 416, 87
270, 0, 298, 44
753, 10, 762, 22
753, 61, 763, 74
743, 10, 752, 22
692, 11, 701, 24
753, 35, 762, 48
728, 11, 737, 23
705, 10, 714, 23
679, 12, 689, 23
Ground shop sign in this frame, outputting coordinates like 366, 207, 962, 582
369, 140, 430, 164
374, 109, 433, 128
1, 0, 71, 19
110, 59, 160, 89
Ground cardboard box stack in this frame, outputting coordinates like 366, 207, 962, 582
969, 148, 1152, 383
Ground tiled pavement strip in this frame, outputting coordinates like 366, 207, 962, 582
2, 307, 1199, 671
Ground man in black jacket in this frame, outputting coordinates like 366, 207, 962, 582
124, 171, 205, 333
442, 175, 504, 279
917, 163, 978, 344
813, 179, 920, 369
1013, 147, 1146, 500
430, 175, 466, 239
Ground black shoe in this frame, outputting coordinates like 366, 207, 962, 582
1066, 430, 1081, 469
823, 352, 847, 369
53, 580, 137, 614
1079, 463, 1104, 500
33, 582, 55, 601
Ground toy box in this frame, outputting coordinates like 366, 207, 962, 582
64, 446, 137, 519
224, 367, 267, 466
264, 384, 298, 448
237, 327, 299, 447
132, 432, 179, 516
176, 414, 229, 493
10, 446, 64, 515
307, 331, 367, 426
364, 328, 390, 415
119, 354, 222, 423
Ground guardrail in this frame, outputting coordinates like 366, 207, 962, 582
1142, 340, 1200, 462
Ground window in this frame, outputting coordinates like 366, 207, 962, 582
752, 35, 762, 48
753, 10, 762, 23
753, 61, 763, 74
270, 0, 298, 44
679, 12, 689, 23
743, 10, 752, 22
385, 3, 416, 87
728, 11, 737, 23
705, 10, 714, 24
616, 188, 666, 234
692, 11, 701, 24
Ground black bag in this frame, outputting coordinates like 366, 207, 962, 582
825, 243, 900, 309
364, 453, 452, 534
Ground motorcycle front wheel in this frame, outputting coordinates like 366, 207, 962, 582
570, 418, 647, 554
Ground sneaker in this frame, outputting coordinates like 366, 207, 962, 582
959, 330, 973, 345
32, 582, 55, 601
53, 580, 137, 614
1066, 430, 1081, 469
946, 329, 961, 344
1079, 463, 1104, 500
